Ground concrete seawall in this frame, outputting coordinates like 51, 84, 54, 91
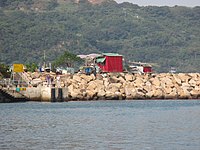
19, 86, 68, 102
0, 84, 68, 102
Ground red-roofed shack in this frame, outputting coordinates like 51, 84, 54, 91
96, 53, 123, 72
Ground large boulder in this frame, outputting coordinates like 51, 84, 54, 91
97, 90, 106, 98
68, 84, 75, 94
78, 82, 87, 90
188, 73, 199, 80
161, 77, 174, 87
146, 91, 154, 99
80, 74, 94, 82
135, 88, 146, 99
190, 89, 200, 99
134, 77, 145, 87
86, 90, 97, 99
87, 81, 98, 90
152, 88, 163, 99
125, 74, 134, 82
165, 88, 178, 99
164, 86, 173, 94
103, 78, 110, 87
181, 83, 193, 92
177, 89, 191, 99
69, 87, 83, 99
178, 73, 191, 83
118, 76, 126, 83
73, 74, 82, 83
124, 86, 137, 99
150, 77, 161, 87
109, 83, 122, 89
143, 81, 152, 92
172, 74, 182, 85
105, 83, 122, 98
109, 76, 119, 83
114, 91, 123, 100
188, 78, 197, 87
31, 78, 42, 86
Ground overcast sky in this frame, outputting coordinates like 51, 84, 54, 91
116, 0, 200, 7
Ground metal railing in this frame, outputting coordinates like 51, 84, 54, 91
0, 78, 29, 87
20, 72, 31, 85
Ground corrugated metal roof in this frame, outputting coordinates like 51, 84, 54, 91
77, 53, 101, 59
102, 53, 122, 56
96, 57, 106, 63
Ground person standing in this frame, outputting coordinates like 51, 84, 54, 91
56, 74, 61, 88
46, 74, 51, 87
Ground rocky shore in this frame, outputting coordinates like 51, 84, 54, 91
27, 72, 200, 100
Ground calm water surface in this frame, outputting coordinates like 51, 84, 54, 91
0, 100, 200, 150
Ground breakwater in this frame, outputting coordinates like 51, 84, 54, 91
25, 72, 200, 100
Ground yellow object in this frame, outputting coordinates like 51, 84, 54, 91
13, 64, 24, 72
20, 88, 26, 91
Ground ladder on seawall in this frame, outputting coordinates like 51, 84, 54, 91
0, 87, 29, 102
0, 79, 29, 102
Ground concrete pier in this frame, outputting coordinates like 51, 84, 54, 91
0, 87, 28, 103
0, 84, 68, 102
19, 86, 68, 102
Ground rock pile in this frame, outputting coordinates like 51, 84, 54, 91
25, 72, 200, 100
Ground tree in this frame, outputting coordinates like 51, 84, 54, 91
0, 63, 10, 78
53, 51, 83, 68
25, 63, 38, 72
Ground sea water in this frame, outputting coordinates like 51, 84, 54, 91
0, 100, 200, 150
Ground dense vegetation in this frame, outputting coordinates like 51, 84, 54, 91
0, 63, 10, 78
0, 0, 200, 72
53, 51, 83, 68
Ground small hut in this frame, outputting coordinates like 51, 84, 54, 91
96, 53, 123, 73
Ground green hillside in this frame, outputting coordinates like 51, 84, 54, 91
0, 0, 200, 72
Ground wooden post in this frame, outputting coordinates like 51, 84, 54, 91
51, 88, 56, 102
57, 88, 63, 102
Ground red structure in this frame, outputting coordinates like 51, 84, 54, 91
143, 66, 152, 73
96, 53, 123, 72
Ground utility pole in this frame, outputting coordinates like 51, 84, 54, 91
43, 50, 46, 68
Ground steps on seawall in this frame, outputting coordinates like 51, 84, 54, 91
0, 87, 28, 103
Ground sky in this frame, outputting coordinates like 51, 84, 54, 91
116, 0, 200, 7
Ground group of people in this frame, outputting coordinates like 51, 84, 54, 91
46, 73, 61, 87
